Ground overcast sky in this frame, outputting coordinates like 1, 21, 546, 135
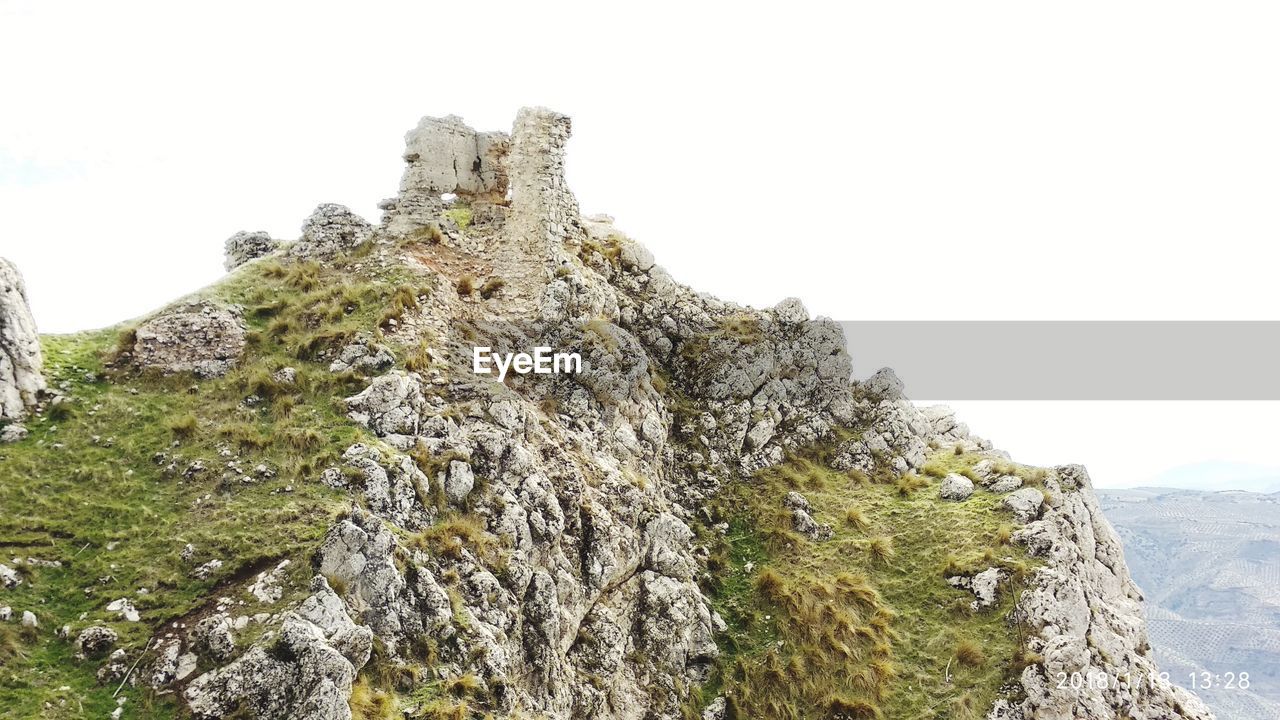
3, 1, 1279, 489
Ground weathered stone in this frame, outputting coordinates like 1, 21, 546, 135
223, 230, 279, 271
1003, 487, 1045, 523
131, 301, 246, 378
293, 203, 374, 258
329, 338, 394, 374
345, 371, 425, 437
74, 625, 118, 657
0, 424, 28, 443
443, 459, 474, 505
105, 598, 141, 622
247, 560, 292, 604
1006, 467, 1213, 719
0, 563, 20, 588
990, 475, 1022, 493
184, 578, 370, 720
191, 613, 236, 661
0, 258, 45, 422
940, 473, 975, 501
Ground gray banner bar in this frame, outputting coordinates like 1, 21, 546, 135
841, 321, 1280, 400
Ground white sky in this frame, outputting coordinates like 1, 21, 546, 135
3, 1, 1279, 490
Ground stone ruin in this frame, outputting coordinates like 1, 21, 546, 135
0, 257, 45, 425
380, 107, 586, 256
224, 107, 588, 274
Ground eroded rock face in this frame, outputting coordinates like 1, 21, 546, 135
131, 301, 246, 378
224, 230, 279, 271
0, 258, 45, 422
1008, 466, 1214, 720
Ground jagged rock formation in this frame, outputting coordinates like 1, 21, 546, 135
1009, 466, 1213, 720
0, 108, 1213, 720
0, 257, 45, 423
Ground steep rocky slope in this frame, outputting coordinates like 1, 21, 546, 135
0, 108, 1211, 720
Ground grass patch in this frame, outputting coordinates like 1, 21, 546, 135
0, 252, 437, 716
699, 449, 1036, 719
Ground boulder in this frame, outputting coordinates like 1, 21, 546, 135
0, 424, 28, 443
329, 338, 394, 374
784, 491, 832, 541
131, 301, 246, 378
1003, 487, 1045, 523
990, 475, 1022, 493
0, 258, 45, 422
0, 563, 20, 588
345, 371, 425, 437
947, 567, 1004, 611
191, 614, 236, 661
292, 204, 374, 258
223, 231, 280, 271
74, 625, 118, 657
940, 473, 975, 501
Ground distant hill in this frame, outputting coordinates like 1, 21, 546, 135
1099, 487, 1280, 719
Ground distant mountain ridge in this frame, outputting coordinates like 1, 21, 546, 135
1099, 487, 1280, 719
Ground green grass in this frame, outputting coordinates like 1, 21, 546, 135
0, 254, 438, 718
442, 207, 472, 230
698, 449, 1037, 720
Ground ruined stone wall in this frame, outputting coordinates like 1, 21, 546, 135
506, 107, 583, 259
383, 115, 510, 234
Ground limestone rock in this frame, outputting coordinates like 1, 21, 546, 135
184, 578, 371, 720
131, 301, 246, 378
784, 491, 833, 541
1006, 466, 1214, 719
0, 424, 28, 443
21, 610, 37, 628
940, 473, 975, 501
97, 649, 128, 684
223, 230, 279, 271
443, 459, 475, 505
191, 613, 236, 661
0, 563, 20, 588
990, 475, 1022, 493
344, 371, 425, 438
293, 203, 374, 258
1003, 487, 1046, 523
329, 338, 394, 374
74, 625, 118, 657
0, 258, 45, 422
947, 567, 1003, 611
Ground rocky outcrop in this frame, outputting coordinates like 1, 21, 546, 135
224, 230, 279, 271
184, 576, 371, 720
291, 204, 374, 258
130, 300, 246, 378
1007, 466, 1214, 720
0, 258, 45, 422
128, 107, 1205, 720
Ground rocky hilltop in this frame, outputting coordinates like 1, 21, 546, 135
0, 109, 1211, 720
